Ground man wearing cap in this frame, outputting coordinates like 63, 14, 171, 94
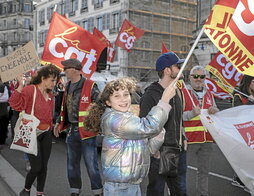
140, 52, 187, 196
54, 58, 103, 196
182, 65, 219, 196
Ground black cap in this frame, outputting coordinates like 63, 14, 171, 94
61, 58, 82, 70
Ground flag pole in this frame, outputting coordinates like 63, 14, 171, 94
216, 80, 252, 99
176, 27, 205, 80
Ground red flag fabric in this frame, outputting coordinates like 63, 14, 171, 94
93, 27, 115, 62
41, 12, 107, 78
205, 78, 233, 99
107, 47, 116, 62
205, 51, 243, 93
115, 19, 144, 52
204, 0, 254, 76
161, 41, 169, 54
93, 27, 112, 47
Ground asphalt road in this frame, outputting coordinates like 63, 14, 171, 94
0, 133, 251, 196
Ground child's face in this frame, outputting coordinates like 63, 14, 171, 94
106, 87, 131, 112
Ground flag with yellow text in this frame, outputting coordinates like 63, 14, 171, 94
41, 12, 107, 78
204, 0, 254, 76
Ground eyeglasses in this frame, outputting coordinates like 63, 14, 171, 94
191, 74, 206, 79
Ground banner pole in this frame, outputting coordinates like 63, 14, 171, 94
176, 27, 205, 80
217, 80, 252, 99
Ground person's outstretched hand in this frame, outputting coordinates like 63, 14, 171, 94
161, 79, 177, 103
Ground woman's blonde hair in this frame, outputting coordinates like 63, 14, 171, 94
84, 77, 137, 133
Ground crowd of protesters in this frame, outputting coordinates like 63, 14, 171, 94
0, 53, 253, 196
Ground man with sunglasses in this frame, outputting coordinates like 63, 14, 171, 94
182, 65, 219, 196
54, 58, 103, 196
140, 52, 188, 196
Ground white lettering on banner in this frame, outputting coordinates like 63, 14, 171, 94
216, 54, 242, 83
108, 47, 114, 58
81, 96, 89, 103
232, 0, 254, 36
119, 32, 136, 50
49, 37, 97, 74
205, 79, 232, 99
247, 132, 254, 149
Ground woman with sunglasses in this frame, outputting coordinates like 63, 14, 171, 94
182, 65, 219, 196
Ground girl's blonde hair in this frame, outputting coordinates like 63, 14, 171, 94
84, 77, 137, 133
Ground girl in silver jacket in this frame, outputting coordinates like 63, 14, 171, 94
85, 77, 177, 196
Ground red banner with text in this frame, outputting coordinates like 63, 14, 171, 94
115, 19, 144, 52
41, 12, 107, 78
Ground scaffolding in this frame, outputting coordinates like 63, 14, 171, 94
123, 0, 197, 82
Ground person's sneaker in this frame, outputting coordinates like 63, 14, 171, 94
19, 189, 30, 196
70, 193, 79, 196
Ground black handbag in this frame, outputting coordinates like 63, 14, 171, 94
158, 146, 181, 177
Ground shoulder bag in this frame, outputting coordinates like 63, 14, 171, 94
10, 85, 40, 156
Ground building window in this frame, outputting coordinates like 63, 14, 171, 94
69, 0, 77, 16
81, 0, 88, 12
24, 18, 30, 29
3, 20, 7, 28
47, 7, 54, 22
94, 0, 103, 9
14, 32, 17, 41
110, 0, 120, 4
24, 3, 31, 12
39, 9, 45, 25
110, 12, 119, 33
13, 4, 17, 12
82, 20, 88, 30
97, 17, 103, 31
112, 13, 119, 29
3, 33, 7, 41
3, 6, 7, 14
13, 19, 17, 26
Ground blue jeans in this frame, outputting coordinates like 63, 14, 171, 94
147, 150, 187, 196
66, 129, 103, 195
104, 182, 141, 196
178, 150, 187, 196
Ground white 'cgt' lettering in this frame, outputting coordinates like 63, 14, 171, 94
119, 32, 136, 50
49, 37, 97, 74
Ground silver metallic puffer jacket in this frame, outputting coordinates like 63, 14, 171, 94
100, 101, 171, 184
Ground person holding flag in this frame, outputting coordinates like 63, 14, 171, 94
182, 65, 219, 196
54, 59, 103, 196
140, 52, 187, 196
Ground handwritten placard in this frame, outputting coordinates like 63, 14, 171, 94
0, 41, 39, 82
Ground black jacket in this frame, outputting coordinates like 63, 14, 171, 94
139, 81, 183, 147
57, 76, 100, 125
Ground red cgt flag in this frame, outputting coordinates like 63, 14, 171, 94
205, 78, 233, 99
205, 51, 243, 93
93, 27, 116, 62
41, 12, 107, 78
204, 0, 254, 76
161, 41, 169, 54
115, 19, 144, 52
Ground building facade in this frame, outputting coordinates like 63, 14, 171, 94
193, 0, 217, 67
0, 0, 33, 57
34, 0, 197, 80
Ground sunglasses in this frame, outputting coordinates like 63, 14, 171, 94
191, 74, 206, 79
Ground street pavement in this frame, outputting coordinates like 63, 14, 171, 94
0, 137, 251, 196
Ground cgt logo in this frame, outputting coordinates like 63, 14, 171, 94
233, 0, 254, 36
81, 96, 89, 103
48, 27, 97, 74
119, 32, 136, 50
